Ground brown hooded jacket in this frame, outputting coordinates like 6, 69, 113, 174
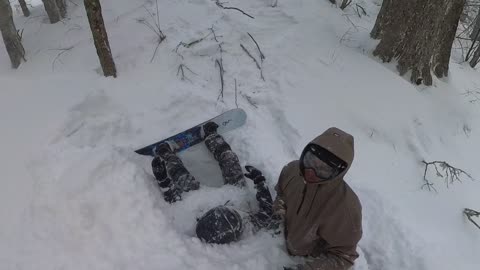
275, 128, 362, 270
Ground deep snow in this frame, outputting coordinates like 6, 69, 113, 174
1, 0, 480, 269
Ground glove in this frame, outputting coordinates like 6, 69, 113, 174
244, 165, 266, 184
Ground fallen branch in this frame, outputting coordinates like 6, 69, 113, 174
340, 0, 353, 10
247, 32, 265, 62
240, 44, 264, 81
355, 4, 367, 17
215, 0, 255, 19
216, 59, 225, 101
422, 160, 475, 192
464, 208, 480, 230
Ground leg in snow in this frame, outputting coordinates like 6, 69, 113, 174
154, 142, 200, 192
203, 122, 245, 187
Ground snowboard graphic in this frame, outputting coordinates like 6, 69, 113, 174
135, 108, 247, 156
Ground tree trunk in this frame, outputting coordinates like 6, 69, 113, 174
84, 0, 117, 77
371, 0, 465, 86
55, 0, 67, 18
18, 0, 30, 17
0, 0, 25, 68
42, 0, 61, 24
470, 9, 480, 41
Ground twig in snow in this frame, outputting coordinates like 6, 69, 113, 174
216, 59, 225, 101
175, 32, 213, 58
355, 4, 367, 17
247, 32, 265, 62
422, 160, 475, 192
50, 46, 74, 71
271, 0, 278, 8
177, 64, 197, 82
241, 93, 258, 108
137, 0, 166, 63
234, 79, 239, 108
215, 0, 255, 19
464, 208, 480, 230
340, 0, 353, 10
240, 44, 265, 81
209, 25, 221, 42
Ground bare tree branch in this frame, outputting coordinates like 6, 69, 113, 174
240, 44, 264, 81
340, 0, 353, 10
216, 58, 225, 101
464, 208, 480, 230
422, 160, 475, 192
355, 4, 367, 17
177, 64, 197, 82
247, 32, 265, 62
209, 25, 220, 42
215, 0, 255, 19
137, 0, 166, 63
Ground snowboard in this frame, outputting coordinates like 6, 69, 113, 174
135, 108, 247, 156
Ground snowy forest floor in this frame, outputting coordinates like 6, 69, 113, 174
1, 0, 480, 269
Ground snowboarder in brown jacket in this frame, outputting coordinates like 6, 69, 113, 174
277, 127, 362, 270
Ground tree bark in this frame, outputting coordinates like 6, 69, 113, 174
18, 0, 30, 17
42, 0, 61, 23
55, 0, 67, 18
84, 0, 117, 77
371, 0, 465, 86
0, 0, 25, 68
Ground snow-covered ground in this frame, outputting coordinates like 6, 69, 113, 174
1, 0, 480, 269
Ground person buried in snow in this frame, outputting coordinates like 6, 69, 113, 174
150, 121, 278, 244
150, 124, 362, 270
278, 127, 363, 270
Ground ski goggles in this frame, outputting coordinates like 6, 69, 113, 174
300, 144, 348, 181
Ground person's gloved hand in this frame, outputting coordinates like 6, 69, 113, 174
244, 165, 266, 184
